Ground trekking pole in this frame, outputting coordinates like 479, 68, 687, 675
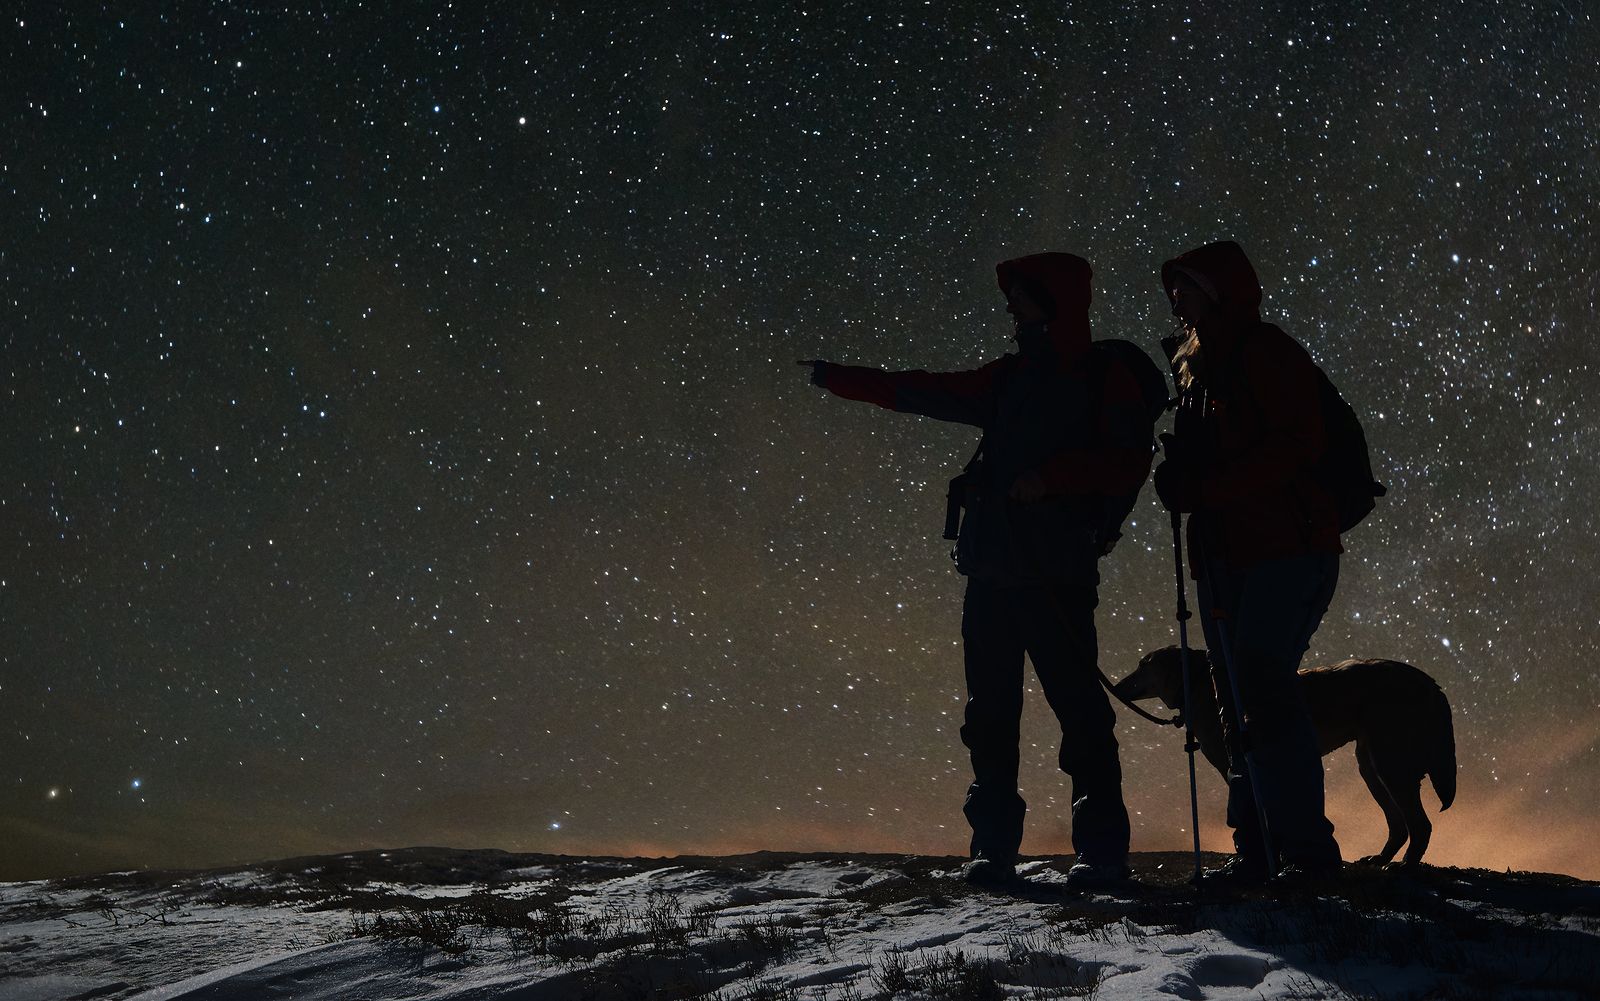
1199, 556, 1278, 879
1169, 511, 1203, 883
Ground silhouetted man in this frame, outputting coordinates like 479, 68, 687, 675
801, 253, 1152, 887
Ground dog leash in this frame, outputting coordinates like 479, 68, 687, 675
1098, 663, 1184, 727
1005, 519, 1185, 729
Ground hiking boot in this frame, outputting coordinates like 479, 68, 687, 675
1198, 854, 1270, 888
1064, 860, 1130, 889
960, 857, 1018, 887
1274, 859, 1344, 888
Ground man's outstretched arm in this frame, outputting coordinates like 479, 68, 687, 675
799, 357, 1009, 428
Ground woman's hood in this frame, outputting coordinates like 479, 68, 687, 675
1161, 240, 1263, 325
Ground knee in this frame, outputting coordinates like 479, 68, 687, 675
1233, 657, 1306, 722
961, 700, 1022, 746
1059, 739, 1121, 777
1060, 712, 1120, 764
1248, 707, 1316, 750
965, 690, 1023, 722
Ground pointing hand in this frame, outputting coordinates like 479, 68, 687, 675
797, 359, 828, 387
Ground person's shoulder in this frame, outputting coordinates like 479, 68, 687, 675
979, 351, 1022, 377
1246, 322, 1317, 372
1089, 343, 1143, 389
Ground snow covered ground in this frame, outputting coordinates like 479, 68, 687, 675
2, 848, 1598, 1000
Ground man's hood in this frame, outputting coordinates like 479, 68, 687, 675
995, 252, 1092, 361
1160, 240, 1262, 325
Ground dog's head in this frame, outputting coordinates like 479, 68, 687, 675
1112, 646, 1210, 711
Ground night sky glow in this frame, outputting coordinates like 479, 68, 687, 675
6, 7, 1598, 881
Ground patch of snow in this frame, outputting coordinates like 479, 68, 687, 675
360, 881, 480, 899
2, 851, 1598, 1000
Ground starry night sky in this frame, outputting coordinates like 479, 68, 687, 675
6, 5, 1598, 881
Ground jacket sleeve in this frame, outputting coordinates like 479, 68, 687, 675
1200, 332, 1324, 506
1036, 360, 1155, 495
820, 357, 1009, 427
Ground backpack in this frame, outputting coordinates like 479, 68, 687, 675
1226, 330, 1387, 533
1309, 366, 1387, 532
943, 339, 1170, 558
1086, 339, 1171, 554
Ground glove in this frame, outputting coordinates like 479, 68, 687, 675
797, 359, 829, 387
1153, 458, 1203, 513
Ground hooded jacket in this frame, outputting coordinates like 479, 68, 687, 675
1163, 241, 1342, 574
817, 253, 1152, 585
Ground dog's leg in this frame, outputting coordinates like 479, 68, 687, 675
1376, 751, 1433, 867
1355, 743, 1408, 866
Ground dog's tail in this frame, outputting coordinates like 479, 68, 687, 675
1427, 680, 1458, 811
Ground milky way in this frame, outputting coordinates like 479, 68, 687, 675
6, 6, 1598, 880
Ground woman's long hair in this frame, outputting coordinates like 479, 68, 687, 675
1172, 325, 1203, 390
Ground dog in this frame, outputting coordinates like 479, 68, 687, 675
1112, 646, 1457, 867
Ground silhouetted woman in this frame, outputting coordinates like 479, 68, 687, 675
1154, 241, 1343, 882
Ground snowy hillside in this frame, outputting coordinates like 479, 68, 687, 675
2, 848, 1598, 1000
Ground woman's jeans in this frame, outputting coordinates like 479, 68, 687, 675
1197, 553, 1342, 868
